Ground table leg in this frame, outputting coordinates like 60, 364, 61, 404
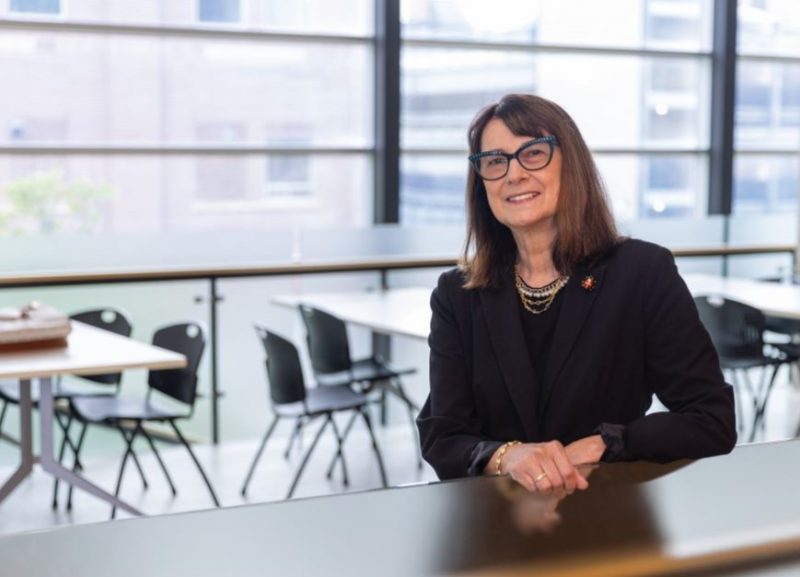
37, 377, 143, 516
0, 379, 34, 503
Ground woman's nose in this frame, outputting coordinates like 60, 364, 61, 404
506, 158, 530, 183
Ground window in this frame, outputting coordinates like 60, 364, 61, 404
399, 0, 713, 224
734, 0, 800, 214
198, 0, 241, 24
0, 5, 374, 236
10, 0, 60, 14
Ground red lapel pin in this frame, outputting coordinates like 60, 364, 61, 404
581, 275, 597, 291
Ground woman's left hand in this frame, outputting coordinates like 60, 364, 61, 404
565, 435, 606, 465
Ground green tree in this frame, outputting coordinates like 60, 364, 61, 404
0, 170, 116, 235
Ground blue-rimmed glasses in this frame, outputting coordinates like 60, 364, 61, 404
468, 135, 558, 181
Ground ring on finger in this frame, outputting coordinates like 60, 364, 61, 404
534, 472, 549, 484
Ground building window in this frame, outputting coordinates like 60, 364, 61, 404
195, 123, 246, 201
198, 0, 241, 24
265, 155, 311, 199
10, 0, 60, 14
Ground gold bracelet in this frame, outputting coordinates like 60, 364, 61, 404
494, 440, 521, 476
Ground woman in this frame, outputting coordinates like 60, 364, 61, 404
417, 94, 736, 494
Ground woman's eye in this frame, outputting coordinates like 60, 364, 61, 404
485, 156, 505, 166
522, 148, 544, 160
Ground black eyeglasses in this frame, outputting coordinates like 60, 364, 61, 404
468, 135, 558, 181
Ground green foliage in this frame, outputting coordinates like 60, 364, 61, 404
0, 170, 116, 235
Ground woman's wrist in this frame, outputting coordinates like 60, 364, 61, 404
492, 440, 522, 475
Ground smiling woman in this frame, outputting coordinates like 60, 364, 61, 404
416, 94, 737, 494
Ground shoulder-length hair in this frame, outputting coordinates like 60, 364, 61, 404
461, 94, 619, 289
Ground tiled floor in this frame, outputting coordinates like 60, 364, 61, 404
1, 374, 799, 537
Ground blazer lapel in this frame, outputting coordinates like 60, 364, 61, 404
540, 264, 608, 413
480, 274, 543, 440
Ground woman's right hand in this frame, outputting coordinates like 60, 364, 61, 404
487, 441, 590, 494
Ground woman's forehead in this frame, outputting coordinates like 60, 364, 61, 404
480, 118, 549, 149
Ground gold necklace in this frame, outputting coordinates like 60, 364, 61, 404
514, 267, 569, 315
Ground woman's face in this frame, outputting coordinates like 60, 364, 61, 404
479, 117, 562, 236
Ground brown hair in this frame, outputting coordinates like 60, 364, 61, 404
461, 94, 620, 289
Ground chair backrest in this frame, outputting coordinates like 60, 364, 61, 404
148, 322, 205, 406
693, 295, 766, 359
298, 305, 352, 375
70, 308, 133, 385
254, 325, 306, 405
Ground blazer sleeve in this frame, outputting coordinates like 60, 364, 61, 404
604, 246, 737, 462
416, 271, 502, 479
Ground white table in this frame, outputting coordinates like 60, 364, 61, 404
0, 321, 186, 516
682, 273, 800, 320
273, 274, 800, 342
273, 287, 433, 341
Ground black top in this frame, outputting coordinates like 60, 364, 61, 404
418, 239, 737, 480
517, 279, 565, 408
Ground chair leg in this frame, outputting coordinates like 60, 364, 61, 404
0, 400, 8, 440
286, 417, 330, 500
241, 416, 280, 496
327, 415, 349, 487
129, 444, 150, 490
751, 363, 782, 441
358, 407, 388, 488
52, 413, 74, 509
111, 423, 141, 520
389, 379, 423, 470
283, 418, 303, 460
325, 411, 357, 480
168, 421, 220, 507
66, 421, 89, 511
379, 388, 388, 426
728, 370, 744, 435
141, 429, 177, 496
738, 369, 761, 441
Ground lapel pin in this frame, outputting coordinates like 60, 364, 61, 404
581, 275, 597, 292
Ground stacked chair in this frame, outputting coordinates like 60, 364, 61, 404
241, 325, 387, 499
298, 304, 421, 469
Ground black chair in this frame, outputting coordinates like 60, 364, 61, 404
0, 308, 133, 440
65, 322, 220, 517
755, 277, 800, 388
241, 326, 388, 499
694, 295, 790, 441
298, 304, 421, 469
0, 307, 152, 502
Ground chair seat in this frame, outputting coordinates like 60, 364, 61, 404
274, 385, 366, 417
771, 342, 800, 361
315, 357, 415, 387
71, 396, 181, 423
0, 380, 115, 405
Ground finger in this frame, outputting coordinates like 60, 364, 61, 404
536, 458, 563, 493
551, 447, 582, 494
510, 469, 538, 493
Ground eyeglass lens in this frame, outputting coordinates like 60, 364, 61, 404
476, 140, 552, 179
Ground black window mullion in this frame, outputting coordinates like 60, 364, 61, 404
373, 0, 401, 224
709, 0, 737, 216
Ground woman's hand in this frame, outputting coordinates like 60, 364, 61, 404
486, 441, 589, 494
564, 435, 606, 465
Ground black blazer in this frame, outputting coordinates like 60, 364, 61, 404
417, 239, 737, 480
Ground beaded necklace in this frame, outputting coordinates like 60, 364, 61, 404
514, 267, 569, 315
